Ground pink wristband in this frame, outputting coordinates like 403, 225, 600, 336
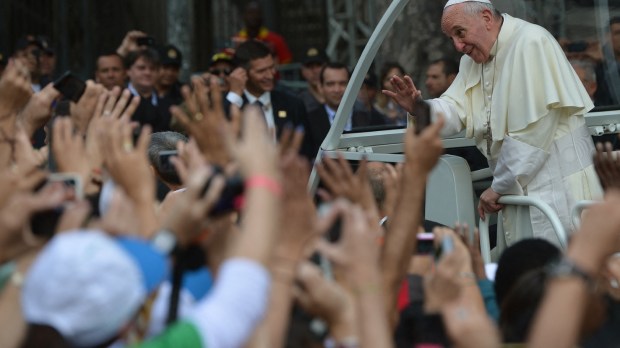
245, 175, 282, 197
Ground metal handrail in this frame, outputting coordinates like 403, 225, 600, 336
478, 195, 567, 264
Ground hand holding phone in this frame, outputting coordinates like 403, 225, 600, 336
416, 232, 434, 255
53, 71, 86, 103
411, 98, 431, 134
30, 173, 84, 237
136, 36, 155, 47
199, 167, 244, 217
158, 150, 178, 174
47, 172, 84, 200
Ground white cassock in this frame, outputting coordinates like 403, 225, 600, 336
427, 14, 603, 246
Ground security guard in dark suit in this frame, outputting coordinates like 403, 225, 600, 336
225, 40, 315, 159
156, 44, 184, 106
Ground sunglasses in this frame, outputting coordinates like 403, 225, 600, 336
209, 68, 231, 76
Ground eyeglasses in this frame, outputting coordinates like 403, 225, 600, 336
209, 68, 231, 76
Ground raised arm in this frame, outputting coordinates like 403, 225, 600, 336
528, 190, 620, 348
381, 117, 445, 326
381, 74, 420, 114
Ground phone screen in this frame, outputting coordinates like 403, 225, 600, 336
30, 174, 83, 237
53, 71, 86, 103
416, 232, 434, 255
137, 36, 155, 46
158, 150, 178, 174
48, 173, 84, 200
412, 98, 431, 134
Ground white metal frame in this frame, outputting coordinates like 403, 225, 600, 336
478, 195, 568, 264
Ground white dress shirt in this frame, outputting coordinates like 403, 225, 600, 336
226, 90, 275, 131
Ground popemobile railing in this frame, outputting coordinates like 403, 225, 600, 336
478, 196, 568, 264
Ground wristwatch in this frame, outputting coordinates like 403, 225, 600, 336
151, 229, 178, 255
547, 257, 595, 289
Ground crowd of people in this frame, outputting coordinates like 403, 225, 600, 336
2, 0, 620, 347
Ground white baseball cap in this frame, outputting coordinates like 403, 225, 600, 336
445, 0, 492, 9
22, 230, 168, 347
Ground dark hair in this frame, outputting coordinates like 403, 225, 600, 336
124, 48, 160, 69
233, 40, 272, 70
494, 238, 561, 305
20, 324, 69, 348
430, 57, 459, 76
147, 131, 188, 185
610, 16, 620, 28
319, 62, 350, 85
499, 269, 548, 343
95, 52, 124, 69
380, 61, 406, 83
20, 324, 118, 348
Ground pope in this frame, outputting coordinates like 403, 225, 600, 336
385, 0, 602, 246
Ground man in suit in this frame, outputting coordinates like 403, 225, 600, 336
307, 62, 385, 155
125, 48, 172, 132
226, 39, 314, 157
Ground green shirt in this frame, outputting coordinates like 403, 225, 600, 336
134, 321, 203, 348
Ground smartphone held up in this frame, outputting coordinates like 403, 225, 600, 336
411, 98, 431, 134
53, 71, 86, 103
415, 232, 454, 260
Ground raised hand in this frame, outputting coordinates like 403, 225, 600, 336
423, 233, 465, 313
0, 181, 72, 262
568, 189, 620, 275
100, 120, 153, 205
17, 84, 60, 138
99, 117, 157, 237
70, 80, 106, 134
455, 224, 487, 279
13, 126, 46, 175
293, 261, 357, 342
381, 75, 421, 114
224, 104, 279, 178
227, 67, 248, 96
116, 30, 149, 57
381, 163, 401, 224
86, 88, 140, 176
277, 141, 318, 260
162, 165, 226, 247
403, 115, 445, 174
0, 59, 32, 115
171, 76, 233, 167
52, 117, 90, 181
316, 201, 391, 348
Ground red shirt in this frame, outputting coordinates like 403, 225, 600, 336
233, 27, 293, 64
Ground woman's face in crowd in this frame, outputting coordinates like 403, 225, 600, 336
441, 5, 496, 64
382, 67, 404, 91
